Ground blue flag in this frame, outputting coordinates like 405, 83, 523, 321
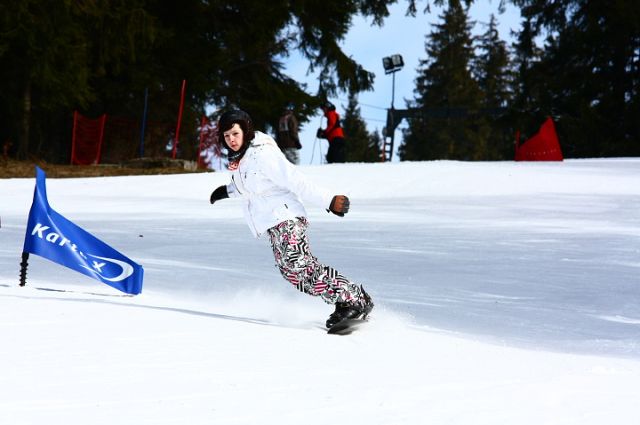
23, 167, 144, 295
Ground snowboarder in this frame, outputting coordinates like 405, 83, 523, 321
209, 109, 373, 328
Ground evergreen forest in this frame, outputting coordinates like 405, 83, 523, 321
1, 0, 638, 164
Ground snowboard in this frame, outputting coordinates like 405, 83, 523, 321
327, 318, 367, 335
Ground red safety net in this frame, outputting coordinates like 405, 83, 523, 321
100, 116, 139, 163
71, 111, 176, 165
144, 120, 177, 158
196, 115, 223, 169
515, 117, 564, 161
71, 111, 106, 165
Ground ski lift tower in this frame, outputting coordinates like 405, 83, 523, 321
381, 54, 404, 161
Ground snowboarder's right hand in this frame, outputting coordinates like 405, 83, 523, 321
210, 186, 229, 204
328, 195, 350, 217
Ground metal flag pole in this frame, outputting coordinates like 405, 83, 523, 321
310, 137, 318, 164
19, 252, 29, 287
172, 79, 187, 159
139, 87, 149, 158
310, 114, 325, 164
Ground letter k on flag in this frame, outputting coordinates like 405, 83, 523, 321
23, 167, 144, 295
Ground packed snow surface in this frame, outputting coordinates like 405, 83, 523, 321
1, 159, 639, 424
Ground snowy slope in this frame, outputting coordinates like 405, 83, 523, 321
1, 159, 639, 425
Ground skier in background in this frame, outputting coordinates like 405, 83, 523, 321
317, 101, 346, 163
209, 109, 374, 328
276, 102, 301, 164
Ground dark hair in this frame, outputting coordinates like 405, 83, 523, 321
217, 109, 255, 147
322, 101, 335, 111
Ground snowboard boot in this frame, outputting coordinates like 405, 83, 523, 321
325, 286, 375, 328
326, 303, 352, 328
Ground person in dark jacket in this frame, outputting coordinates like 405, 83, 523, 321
317, 101, 346, 163
276, 102, 301, 164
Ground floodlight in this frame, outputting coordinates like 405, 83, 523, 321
382, 54, 404, 74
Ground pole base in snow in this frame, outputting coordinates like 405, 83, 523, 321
19, 252, 29, 287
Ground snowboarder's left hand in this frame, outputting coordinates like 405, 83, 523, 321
210, 186, 229, 204
328, 195, 350, 217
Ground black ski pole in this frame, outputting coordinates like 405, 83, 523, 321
19, 252, 29, 287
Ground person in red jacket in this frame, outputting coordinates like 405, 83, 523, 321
317, 101, 345, 163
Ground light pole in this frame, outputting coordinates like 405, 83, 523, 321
381, 54, 404, 161
382, 54, 404, 108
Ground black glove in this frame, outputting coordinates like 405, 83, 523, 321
316, 128, 326, 139
328, 195, 350, 217
210, 185, 229, 204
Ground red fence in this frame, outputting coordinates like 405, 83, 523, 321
71, 111, 223, 169
196, 115, 223, 169
71, 111, 175, 165
71, 112, 106, 165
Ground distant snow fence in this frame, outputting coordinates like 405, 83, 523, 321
70, 111, 222, 170
383, 107, 563, 162
383, 106, 510, 161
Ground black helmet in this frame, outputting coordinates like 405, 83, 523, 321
218, 109, 253, 134
322, 101, 335, 111
217, 109, 254, 162
218, 109, 255, 142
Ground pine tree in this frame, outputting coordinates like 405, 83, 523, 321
0, 0, 413, 163
474, 14, 514, 159
342, 95, 381, 162
509, 15, 547, 145
511, 0, 640, 157
400, 0, 486, 161
0, 0, 158, 161
475, 14, 512, 110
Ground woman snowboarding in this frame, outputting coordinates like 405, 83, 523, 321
209, 109, 373, 328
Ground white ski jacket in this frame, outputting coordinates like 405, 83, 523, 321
226, 131, 334, 237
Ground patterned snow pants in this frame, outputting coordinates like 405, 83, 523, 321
267, 217, 365, 307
